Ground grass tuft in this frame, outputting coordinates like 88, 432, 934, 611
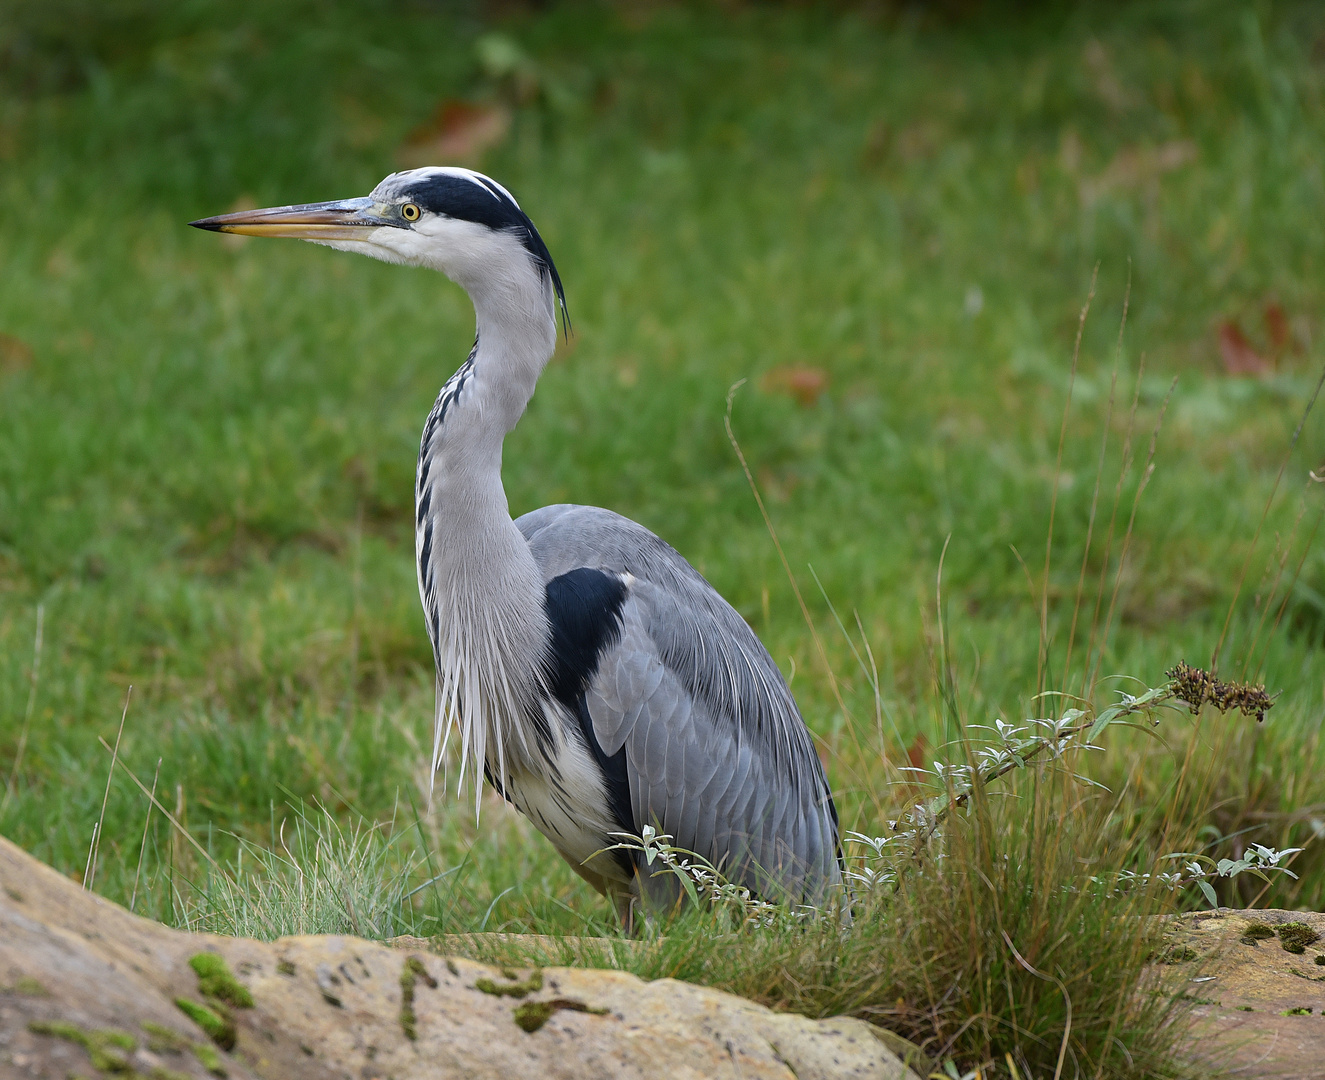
179, 803, 420, 941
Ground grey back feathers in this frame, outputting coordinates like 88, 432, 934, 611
519, 505, 841, 905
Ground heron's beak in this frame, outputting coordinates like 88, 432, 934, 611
189, 197, 388, 241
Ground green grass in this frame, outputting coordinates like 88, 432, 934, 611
3, 0, 1325, 1073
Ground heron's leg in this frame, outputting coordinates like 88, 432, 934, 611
612, 890, 637, 936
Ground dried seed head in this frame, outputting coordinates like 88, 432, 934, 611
1166, 661, 1275, 722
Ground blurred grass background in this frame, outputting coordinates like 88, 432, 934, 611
1, 0, 1324, 936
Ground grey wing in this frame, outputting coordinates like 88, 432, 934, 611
518, 504, 841, 904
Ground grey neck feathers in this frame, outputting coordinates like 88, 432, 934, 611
417, 249, 559, 807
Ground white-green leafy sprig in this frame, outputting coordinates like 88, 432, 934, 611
846, 683, 1180, 894
600, 825, 820, 929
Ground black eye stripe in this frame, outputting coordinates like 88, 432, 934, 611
389, 171, 570, 336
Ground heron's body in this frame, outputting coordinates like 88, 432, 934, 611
193, 167, 843, 918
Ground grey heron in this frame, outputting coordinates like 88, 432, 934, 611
191, 167, 843, 922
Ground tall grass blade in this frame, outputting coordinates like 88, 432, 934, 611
85, 686, 131, 891
1039, 267, 1096, 698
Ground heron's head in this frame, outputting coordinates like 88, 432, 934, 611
190, 166, 567, 331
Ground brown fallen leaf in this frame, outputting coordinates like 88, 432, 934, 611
1218, 319, 1271, 376
760, 364, 829, 406
0, 333, 33, 374
398, 100, 512, 168
1264, 301, 1291, 354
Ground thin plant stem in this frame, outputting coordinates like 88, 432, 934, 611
724, 381, 851, 724
1254, 499, 1325, 679
1039, 267, 1096, 698
86, 686, 132, 890
99, 736, 230, 881
1001, 929, 1073, 1080
855, 608, 903, 771
1062, 273, 1128, 693
1211, 358, 1325, 671
1062, 365, 1117, 692
935, 533, 960, 739
804, 566, 880, 775
130, 757, 162, 913
1088, 377, 1176, 693
1241, 511, 1301, 683
1080, 354, 1146, 700
1, 604, 44, 820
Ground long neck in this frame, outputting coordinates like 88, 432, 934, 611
417, 262, 558, 804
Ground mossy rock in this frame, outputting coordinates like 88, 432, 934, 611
1277, 923, 1321, 955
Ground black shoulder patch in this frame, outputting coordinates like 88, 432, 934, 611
544, 569, 634, 845
543, 568, 628, 707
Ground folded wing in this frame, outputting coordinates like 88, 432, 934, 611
520, 504, 840, 906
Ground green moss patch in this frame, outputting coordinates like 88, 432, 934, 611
399, 955, 437, 1041
190, 1039, 227, 1077
1277, 923, 1321, 955
188, 952, 254, 1008
141, 1021, 188, 1053
1159, 944, 1198, 964
1282, 1006, 1312, 1016
1240, 922, 1275, 946
28, 1019, 136, 1072
476, 968, 544, 998
136, 1022, 218, 1079
512, 998, 610, 1033
174, 996, 236, 1052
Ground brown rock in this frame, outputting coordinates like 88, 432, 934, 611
1162, 909, 1325, 1079
0, 836, 918, 1079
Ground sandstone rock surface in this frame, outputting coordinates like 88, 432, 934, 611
1165, 908, 1325, 1079
0, 835, 918, 1079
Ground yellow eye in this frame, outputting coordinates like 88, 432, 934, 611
401, 203, 421, 222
